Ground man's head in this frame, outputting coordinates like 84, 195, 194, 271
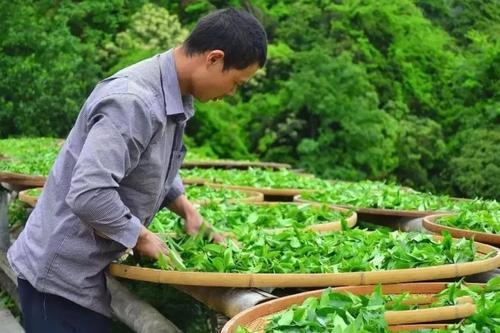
182, 8, 267, 102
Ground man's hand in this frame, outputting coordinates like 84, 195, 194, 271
134, 226, 169, 259
184, 208, 225, 243
168, 194, 225, 243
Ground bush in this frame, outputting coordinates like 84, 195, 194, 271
100, 3, 188, 75
0, 2, 99, 137
447, 129, 500, 200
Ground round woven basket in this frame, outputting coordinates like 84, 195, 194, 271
190, 183, 264, 205
182, 160, 290, 170
221, 282, 481, 332
210, 183, 316, 201
16, 183, 265, 208
294, 195, 449, 218
182, 178, 207, 185
423, 213, 500, 246
109, 236, 500, 287
207, 201, 356, 233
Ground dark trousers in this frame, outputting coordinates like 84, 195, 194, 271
18, 278, 110, 333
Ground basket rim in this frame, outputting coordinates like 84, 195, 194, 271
109, 235, 500, 287
221, 282, 484, 333
423, 213, 500, 245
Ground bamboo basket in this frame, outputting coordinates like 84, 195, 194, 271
16, 183, 265, 208
173, 285, 277, 319
294, 195, 449, 218
182, 178, 207, 185
18, 188, 42, 207
109, 236, 500, 287
190, 183, 264, 205
202, 201, 356, 233
423, 213, 500, 246
0, 171, 46, 189
221, 282, 480, 332
209, 183, 316, 202
182, 160, 290, 170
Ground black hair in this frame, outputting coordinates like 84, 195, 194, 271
184, 8, 267, 70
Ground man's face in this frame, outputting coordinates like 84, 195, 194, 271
191, 51, 260, 102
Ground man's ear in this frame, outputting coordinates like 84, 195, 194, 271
206, 50, 225, 66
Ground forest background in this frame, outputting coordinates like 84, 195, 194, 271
1, 0, 498, 200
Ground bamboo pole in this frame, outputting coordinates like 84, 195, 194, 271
0, 250, 183, 333
174, 285, 277, 318
0, 308, 23, 333
0, 190, 9, 252
107, 276, 181, 333
0, 252, 20, 310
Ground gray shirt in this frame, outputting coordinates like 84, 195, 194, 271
7, 49, 193, 317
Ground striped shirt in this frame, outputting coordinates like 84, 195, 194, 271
8, 49, 192, 316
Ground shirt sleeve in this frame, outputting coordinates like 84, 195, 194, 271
65, 93, 155, 248
162, 173, 185, 206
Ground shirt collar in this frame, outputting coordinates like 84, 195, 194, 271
158, 49, 195, 122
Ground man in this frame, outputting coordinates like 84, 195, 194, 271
8, 8, 267, 332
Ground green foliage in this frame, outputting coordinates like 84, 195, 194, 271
145, 228, 478, 273
446, 129, 500, 199
149, 202, 350, 234
0, 137, 220, 176
0, 289, 20, 319
180, 168, 330, 189
25, 188, 43, 197
394, 116, 447, 192
121, 280, 213, 333
21, 185, 248, 206
0, 137, 61, 176
263, 286, 389, 332
0, 2, 100, 137
283, 50, 399, 180
437, 210, 500, 234
187, 99, 254, 160
184, 135, 219, 160
8, 199, 30, 230
441, 31, 500, 134
237, 278, 500, 332
184, 185, 248, 202
1, 0, 499, 200
100, 3, 188, 75
415, 0, 500, 44
300, 180, 499, 212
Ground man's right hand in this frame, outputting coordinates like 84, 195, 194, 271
134, 226, 169, 259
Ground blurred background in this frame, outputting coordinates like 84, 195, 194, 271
1, 0, 498, 200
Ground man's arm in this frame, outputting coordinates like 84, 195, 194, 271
135, 226, 169, 259
167, 192, 225, 243
65, 94, 167, 258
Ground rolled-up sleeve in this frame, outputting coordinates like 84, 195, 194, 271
66, 93, 154, 248
163, 174, 185, 206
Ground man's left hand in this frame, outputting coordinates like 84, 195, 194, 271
168, 194, 225, 243
184, 208, 225, 243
